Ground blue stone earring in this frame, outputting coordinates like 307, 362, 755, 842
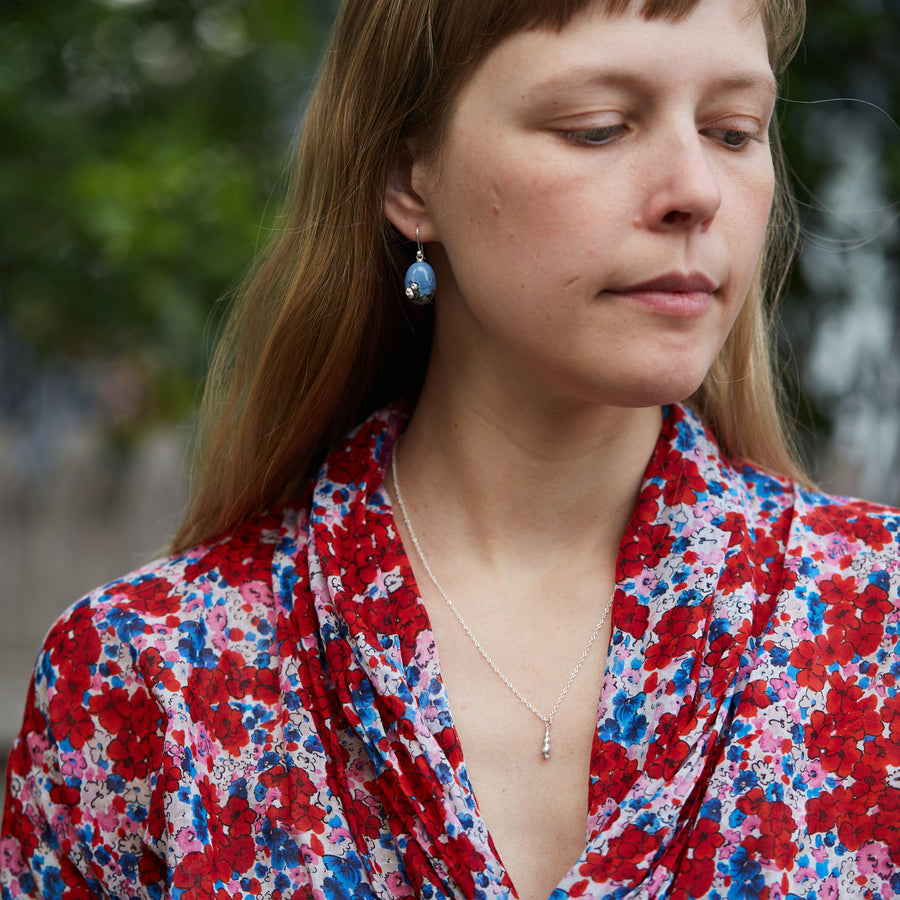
404, 227, 436, 305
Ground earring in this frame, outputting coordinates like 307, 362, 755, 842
404, 227, 436, 305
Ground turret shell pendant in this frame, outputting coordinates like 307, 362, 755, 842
541, 722, 551, 759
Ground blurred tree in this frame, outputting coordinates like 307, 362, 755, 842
1, 0, 333, 430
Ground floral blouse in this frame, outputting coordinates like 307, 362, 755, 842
2, 403, 899, 900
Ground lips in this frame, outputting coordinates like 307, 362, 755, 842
606, 271, 719, 317
613, 271, 718, 294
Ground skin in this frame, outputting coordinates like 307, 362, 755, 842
384, 1, 776, 898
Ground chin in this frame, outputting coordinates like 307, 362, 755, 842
589, 367, 712, 411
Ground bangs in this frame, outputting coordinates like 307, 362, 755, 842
429, 0, 802, 106
526, 0, 702, 27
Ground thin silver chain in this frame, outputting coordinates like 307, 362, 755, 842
390, 447, 615, 760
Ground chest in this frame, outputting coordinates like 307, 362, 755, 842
427, 606, 614, 900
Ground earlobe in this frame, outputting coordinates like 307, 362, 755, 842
384, 143, 438, 242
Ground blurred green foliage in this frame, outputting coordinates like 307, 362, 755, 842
1, 0, 898, 447
1, 0, 333, 426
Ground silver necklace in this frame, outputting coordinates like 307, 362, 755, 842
390, 448, 615, 760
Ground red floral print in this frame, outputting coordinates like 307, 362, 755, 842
2, 403, 898, 899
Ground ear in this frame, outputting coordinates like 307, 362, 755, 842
384, 142, 438, 242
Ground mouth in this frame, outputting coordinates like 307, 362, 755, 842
613, 271, 718, 294
605, 271, 719, 317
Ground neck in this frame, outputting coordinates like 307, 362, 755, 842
395, 369, 663, 583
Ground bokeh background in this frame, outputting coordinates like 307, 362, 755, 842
1, 0, 898, 813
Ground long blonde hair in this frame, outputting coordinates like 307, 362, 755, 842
173, 0, 807, 552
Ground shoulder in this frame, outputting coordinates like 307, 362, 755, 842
783, 489, 900, 635
791, 486, 900, 552
739, 459, 899, 582
42, 506, 297, 668
672, 404, 900, 542
737, 457, 900, 564
732, 469, 900, 676
26, 504, 309, 762
676, 403, 899, 608
2, 506, 311, 896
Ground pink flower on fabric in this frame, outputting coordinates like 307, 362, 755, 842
857, 843, 892, 878
802, 760, 827, 789
770, 673, 798, 700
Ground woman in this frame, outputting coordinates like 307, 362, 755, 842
3, 0, 898, 897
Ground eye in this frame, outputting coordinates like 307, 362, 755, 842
705, 128, 762, 150
562, 124, 626, 147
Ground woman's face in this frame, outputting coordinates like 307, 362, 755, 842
404, 0, 776, 411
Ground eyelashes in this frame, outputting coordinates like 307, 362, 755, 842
701, 127, 765, 149
562, 125, 627, 146
560, 124, 765, 151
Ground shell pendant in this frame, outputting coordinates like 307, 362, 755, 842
541, 722, 551, 760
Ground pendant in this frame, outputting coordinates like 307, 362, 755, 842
541, 722, 551, 760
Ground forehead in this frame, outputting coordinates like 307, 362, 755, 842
458, 0, 772, 106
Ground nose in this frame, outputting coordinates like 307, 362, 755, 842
640, 129, 722, 231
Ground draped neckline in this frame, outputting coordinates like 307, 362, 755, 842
284, 401, 774, 898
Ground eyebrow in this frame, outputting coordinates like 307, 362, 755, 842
525, 66, 778, 101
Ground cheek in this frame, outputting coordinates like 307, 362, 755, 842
442, 139, 585, 252
720, 162, 774, 295
739, 162, 776, 241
